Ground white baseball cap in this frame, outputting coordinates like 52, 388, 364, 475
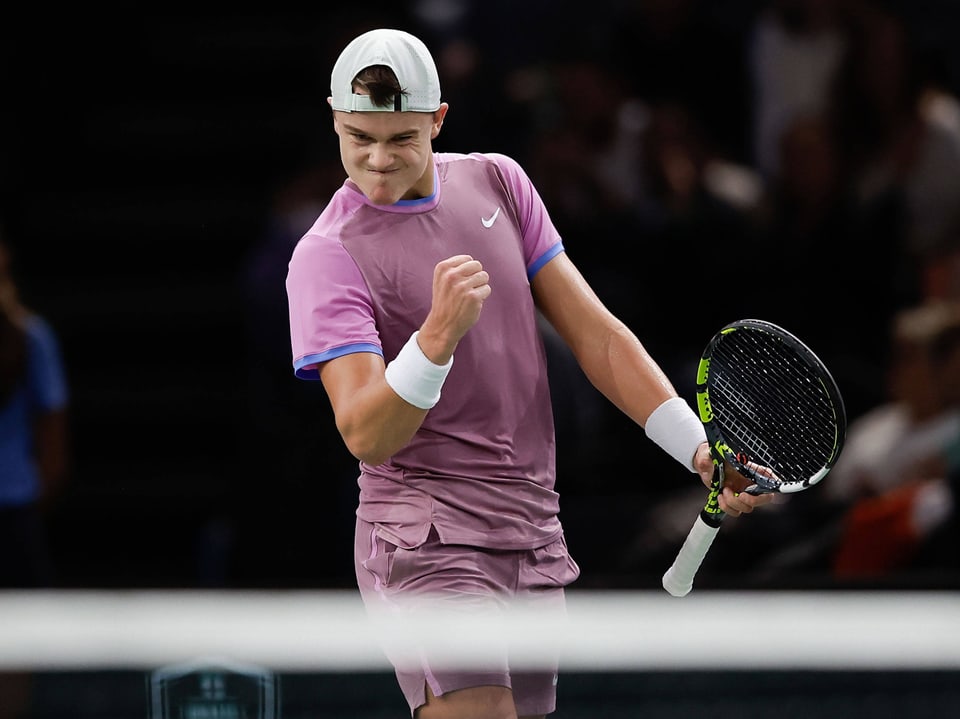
330, 28, 441, 113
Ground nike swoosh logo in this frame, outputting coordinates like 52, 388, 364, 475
481, 207, 501, 228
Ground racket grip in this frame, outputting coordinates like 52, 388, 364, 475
661, 515, 720, 597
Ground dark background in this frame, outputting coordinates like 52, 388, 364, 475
3, 1, 960, 591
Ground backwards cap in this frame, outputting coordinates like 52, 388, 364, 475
330, 28, 441, 113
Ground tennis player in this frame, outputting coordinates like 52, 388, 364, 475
286, 28, 773, 719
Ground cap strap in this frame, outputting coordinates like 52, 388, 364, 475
344, 92, 409, 112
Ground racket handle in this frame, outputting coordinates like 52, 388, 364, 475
661, 515, 721, 597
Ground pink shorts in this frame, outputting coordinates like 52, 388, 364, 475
354, 517, 580, 717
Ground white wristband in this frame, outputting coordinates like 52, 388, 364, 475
644, 396, 707, 473
384, 331, 454, 410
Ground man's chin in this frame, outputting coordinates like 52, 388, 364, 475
363, 185, 402, 205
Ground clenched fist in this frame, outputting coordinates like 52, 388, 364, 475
417, 254, 491, 364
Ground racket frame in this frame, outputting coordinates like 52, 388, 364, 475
696, 318, 846, 494
662, 318, 847, 597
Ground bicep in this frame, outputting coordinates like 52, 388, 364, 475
531, 252, 620, 353
532, 252, 676, 423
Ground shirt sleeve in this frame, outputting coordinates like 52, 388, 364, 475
286, 233, 382, 380
486, 152, 565, 279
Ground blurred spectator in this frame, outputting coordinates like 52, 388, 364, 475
828, 0, 960, 270
0, 229, 70, 588
751, 111, 847, 251
611, 0, 753, 162
747, 0, 848, 180
526, 58, 632, 232
828, 300, 960, 580
825, 301, 960, 506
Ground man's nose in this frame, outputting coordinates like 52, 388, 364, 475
368, 143, 393, 169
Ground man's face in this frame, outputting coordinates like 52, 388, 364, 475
332, 105, 446, 205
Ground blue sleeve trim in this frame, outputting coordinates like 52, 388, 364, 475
527, 242, 564, 281
294, 343, 383, 380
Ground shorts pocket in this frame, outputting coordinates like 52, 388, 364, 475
531, 534, 581, 587
362, 523, 434, 589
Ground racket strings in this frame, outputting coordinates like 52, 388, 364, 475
708, 331, 841, 486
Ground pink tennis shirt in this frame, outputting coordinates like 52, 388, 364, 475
286, 152, 566, 551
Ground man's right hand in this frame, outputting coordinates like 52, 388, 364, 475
418, 254, 491, 363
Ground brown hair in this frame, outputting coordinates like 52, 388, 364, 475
353, 65, 407, 110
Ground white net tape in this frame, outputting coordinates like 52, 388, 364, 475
0, 590, 957, 672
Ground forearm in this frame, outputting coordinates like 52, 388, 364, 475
333, 380, 428, 465
574, 320, 679, 427
532, 253, 681, 425
322, 333, 454, 466
572, 319, 707, 473
531, 254, 705, 472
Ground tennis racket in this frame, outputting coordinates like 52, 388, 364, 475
661, 318, 847, 597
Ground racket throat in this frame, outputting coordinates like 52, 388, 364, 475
701, 464, 725, 528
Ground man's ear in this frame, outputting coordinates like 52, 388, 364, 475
329, 101, 341, 134
431, 103, 449, 139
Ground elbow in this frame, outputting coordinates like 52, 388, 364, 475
334, 396, 420, 466
353, 445, 393, 468
339, 425, 393, 467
